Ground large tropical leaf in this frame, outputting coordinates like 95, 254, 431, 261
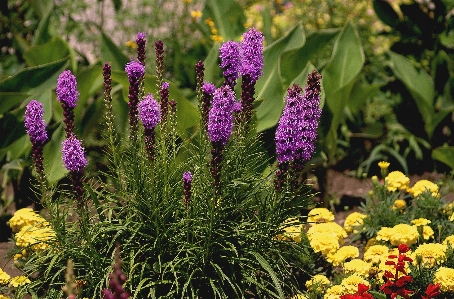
202, 0, 247, 41
23, 37, 71, 67
432, 146, 454, 170
101, 32, 130, 71
202, 42, 222, 85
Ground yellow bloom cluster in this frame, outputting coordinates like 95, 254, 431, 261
305, 274, 330, 291
204, 18, 223, 42
291, 295, 308, 299
9, 275, 31, 288
385, 171, 410, 192
378, 248, 411, 277
407, 179, 439, 198
343, 259, 371, 277
307, 208, 335, 225
307, 223, 347, 255
433, 267, 454, 292
378, 161, 390, 170
412, 243, 447, 268
15, 224, 56, 251
411, 218, 431, 226
376, 224, 419, 246
392, 199, 406, 210
324, 275, 369, 299
0, 268, 11, 285
8, 208, 47, 233
363, 245, 389, 264
0, 295, 11, 299
326, 246, 359, 266
443, 235, 454, 246
275, 218, 303, 242
343, 212, 366, 233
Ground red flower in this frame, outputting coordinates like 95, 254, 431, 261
398, 244, 411, 253
422, 284, 441, 299
340, 284, 374, 299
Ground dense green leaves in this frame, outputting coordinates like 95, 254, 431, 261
432, 146, 454, 170
202, 0, 247, 40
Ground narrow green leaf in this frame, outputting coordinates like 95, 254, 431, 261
250, 251, 284, 299
101, 31, 130, 71
432, 146, 454, 170
84, 183, 105, 222
203, 42, 221, 85
0, 92, 30, 114
43, 123, 68, 183
33, 8, 53, 45
23, 37, 70, 67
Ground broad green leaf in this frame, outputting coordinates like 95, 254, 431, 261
203, 42, 221, 85
31, 0, 54, 19
33, 89, 53, 123
279, 28, 339, 88
43, 123, 68, 183
23, 36, 70, 67
372, 0, 400, 28
0, 92, 30, 114
203, 0, 247, 40
432, 146, 454, 170
33, 7, 53, 45
0, 135, 30, 161
255, 23, 306, 132
101, 31, 130, 71
440, 30, 454, 49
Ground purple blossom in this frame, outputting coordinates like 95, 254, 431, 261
183, 171, 192, 183
136, 32, 146, 65
275, 71, 322, 164
25, 100, 48, 144
138, 93, 161, 130
56, 70, 79, 108
207, 86, 237, 147
183, 171, 192, 207
125, 60, 145, 81
137, 32, 146, 40
62, 135, 88, 172
202, 82, 216, 94
239, 28, 264, 82
219, 41, 241, 88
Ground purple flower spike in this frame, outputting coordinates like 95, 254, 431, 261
62, 136, 88, 173
240, 28, 264, 82
56, 70, 80, 108
25, 100, 48, 144
125, 60, 145, 81
207, 86, 237, 147
202, 82, 216, 95
125, 60, 145, 136
219, 41, 241, 89
138, 94, 161, 130
160, 82, 170, 122
183, 171, 192, 207
136, 32, 146, 65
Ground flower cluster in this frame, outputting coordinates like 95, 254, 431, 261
307, 208, 335, 225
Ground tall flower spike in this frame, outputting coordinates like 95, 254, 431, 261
160, 82, 170, 123
195, 60, 205, 100
219, 41, 240, 90
125, 60, 145, 137
56, 70, 79, 138
62, 135, 88, 205
25, 100, 48, 186
103, 62, 115, 136
201, 82, 216, 129
136, 32, 146, 65
183, 171, 192, 208
102, 244, 130, 299
155, 40, 165, 88
138, 94, 161, 160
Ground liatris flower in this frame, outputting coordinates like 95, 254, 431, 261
102, 245, 130, 299
219, 41, 240, 90
62, 135, 87, 205
56, 70, 79, 138
201, 82, 216, 129
207, 86, 237, 190
136, 32, 146, 65
239, 28, 264, 126
155, 40, 165, 88
125, 60, 145, 137
103, 62, 114, 133
138, 94, 161, 160
25, 100, 48, 184
195, 60, 205, 99
183, 171, 192, 207
160, 82, 170, 123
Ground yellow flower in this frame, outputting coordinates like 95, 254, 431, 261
392, 199, 406, 210
327, 246, 359, 266
421, 225, 434, 240
378, 161, 390, 169
307, 208, 335, 225
343, 212, 366, 233
407, 180, 439, 198
444, 202, 454, 214
15, 224, 56, 251
376, 227, 393, 242
412, 243, 447, 268
450, 212, 454, 222
305, 274, 330, 291
0, 268, 11, 285
378, 248, 411, 276
411, 218, 431, 226
363, 245, 390, 265
433, 267, 454, 292
443, 235, 454, 246
291, 295, 308, 299
0, 295, 11, 299
385, 171, 410, 192
125, 40, 137, 49
308, 233, 340, 256
190, 10, 203, 20
341, 274, 369, 295
8, 208, 47, 233
210, 35, 223, 42
9, 275, 31, 287
275, 218, 304, 242
324, 285, 345, 299
389, 224, 419, 246
307, 222, 347, 242
343, 259, 371, 277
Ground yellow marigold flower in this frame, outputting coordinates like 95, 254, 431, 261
8, 208, 47, 233
363, 245, 390, 264
389, 224, 419, 246
291, 295, 308, 299
443, 235, 454, 246
433, 267, 454, 292
190, 10, 203, 20
376, 227, 393, 242
421, 225, 434, 240
125, 40, 137, 49
341, 274, 369, 295
307, 208, 335, 225
0, 268, 11, 285
378, 161, 390, 170
392, 199, 406, 210
412, 243, 447, 268
343, 259, 372, 277
343, 212, 366, 233
408, 179, 439, 198
0, 295, 11, 299
15, 224, 56, 251
450, 212, 454, 222
9, 275, 31, 287
275, 218, 303, 242
305, 274, 330, 291
364, 238, 376, 252
324, 285, 345, 299
444, 202, 454, 214
307, 222, 347, 242
385, 171, 410, 192
327, 246, 359, 266
308, 232, 340, 256
411, 218, 431, 226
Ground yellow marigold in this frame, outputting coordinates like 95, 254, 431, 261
343, 259, 372, 277
363, 245, 390, 264
291, 295, 308, 299
343, 212, 366, 233
307, 222, 347, 242
305, 274, 330, 291
433, 267, 454, 292
378, 161, 390, 170
15, 224, 56, 251
408, 180, 439, 198
411, 218, 431, 226
378, 248, 411, 276
392, 199, 406, 210
324, 285, 345, 299
9, 275, 31, 287
443, 235, 454, 246
412, 243, 447, 268
275, 218, 303, 242
340, 274, 370, 295
308, 232, 340, 256
0, 295, 11, 299
450, 212, 454, 222
0, 268, 11, 285
8, 208, 47, 233
385, 171, 410, 192
389, 224, 419, 246
444, 202, 454, 214
376, 227, 393, 242
421, 225, 434, 240
327, 246, 359, 266
364, 238, 376, 252
307, 208, 335, 225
